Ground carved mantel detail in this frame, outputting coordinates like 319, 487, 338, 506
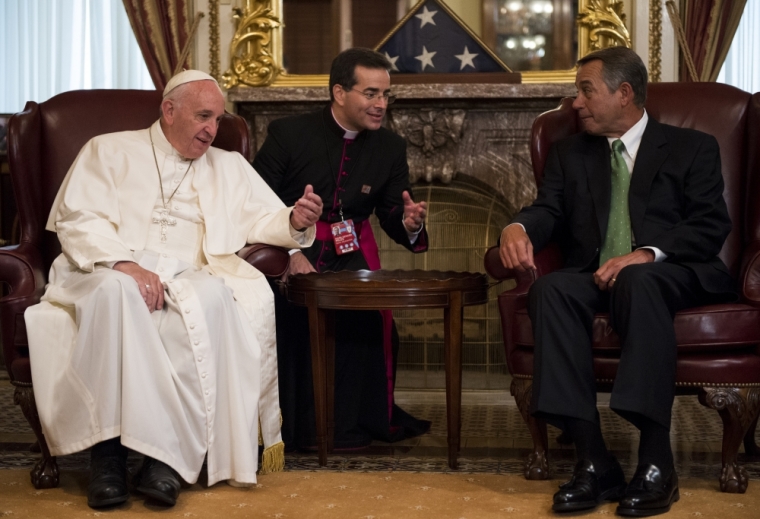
389, 109, 466, 184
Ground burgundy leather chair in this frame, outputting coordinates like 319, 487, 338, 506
1, 89, 288, 489
484, 82, 760, 494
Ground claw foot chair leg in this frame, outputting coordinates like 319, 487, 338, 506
699, 387, 760, 493
742, 407, 760, 457
13, 384, 59, 489
511, 377, 550, 480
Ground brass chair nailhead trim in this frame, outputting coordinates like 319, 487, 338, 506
512, 374, 760, 388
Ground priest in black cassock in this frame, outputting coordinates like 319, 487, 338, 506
253, 48, 431, 450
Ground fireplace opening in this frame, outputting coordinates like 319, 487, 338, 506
370, 174, 516, 391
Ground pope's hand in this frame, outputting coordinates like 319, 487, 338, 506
113, 261, 164, 312
290, 185, 323, 231
402, 191, 427, 233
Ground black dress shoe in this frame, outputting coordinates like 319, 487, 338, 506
616, 463, 679, 517
87, 439, 129, 508
134, 456, 181, 506
553, 458, 627, 512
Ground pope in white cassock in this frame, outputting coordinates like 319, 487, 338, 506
23, 70, 323, 509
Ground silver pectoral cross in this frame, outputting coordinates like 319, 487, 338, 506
153, 209, 177, 242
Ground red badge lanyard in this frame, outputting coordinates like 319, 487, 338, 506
321, 114, 366, 255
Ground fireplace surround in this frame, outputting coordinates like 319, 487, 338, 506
231, 82, 576, 389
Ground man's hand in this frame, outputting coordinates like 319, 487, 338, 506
281, 251, 316, 283
113, 261, 164, 312
594, 248, 655, 290
290, 185, 323, 231
402, 191, 427, 232
499, 224, 535, 272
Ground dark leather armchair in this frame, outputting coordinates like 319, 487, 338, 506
484, 83, 760, 493
2, 89, 288, 488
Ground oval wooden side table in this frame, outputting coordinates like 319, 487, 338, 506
287, 269, 489, 469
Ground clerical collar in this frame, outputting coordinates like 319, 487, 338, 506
328, 106, 359, 140
150, 120, 194, 162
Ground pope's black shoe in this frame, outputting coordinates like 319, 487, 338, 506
87, 439, 129, 508
616, 463, 679, 517
134, 456, 181, 506
552, 458, 627, 512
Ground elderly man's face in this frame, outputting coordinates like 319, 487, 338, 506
572, 60, 628, 138
161, 81, 225, 159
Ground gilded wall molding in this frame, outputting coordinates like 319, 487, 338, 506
222, 0, 282, 88
208, 0, 220, 81
577, 0, 632, 57
649, 0, 662, 82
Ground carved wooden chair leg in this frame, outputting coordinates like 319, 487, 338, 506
12, 383, 59, 489
742, 407, 760, 458
698, 387, 760, 493
511, 377, 550, 480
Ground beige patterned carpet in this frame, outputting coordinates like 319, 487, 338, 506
2, 376, 760, 517
1, 469, 759, 518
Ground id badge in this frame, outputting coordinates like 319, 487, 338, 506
331, 219, 360, 255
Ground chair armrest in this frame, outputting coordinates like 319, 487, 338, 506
0, 243, 46, 382
0, 243, 46, 299
739, 239, 760, 306
237, 244, 291, 279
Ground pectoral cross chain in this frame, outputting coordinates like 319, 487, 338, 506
149, 128, 194, 243
153, 209, 177, 243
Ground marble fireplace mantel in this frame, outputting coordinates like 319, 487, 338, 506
230, 82, 577, 217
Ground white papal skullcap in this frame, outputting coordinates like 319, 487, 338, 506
163, 69, 222, 98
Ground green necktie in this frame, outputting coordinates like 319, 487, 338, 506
600, 139, 632, 264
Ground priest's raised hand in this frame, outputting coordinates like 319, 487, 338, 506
290, 184, 323, 231
402, 190, 427, 233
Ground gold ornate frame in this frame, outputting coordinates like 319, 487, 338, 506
648, 0, 662, 83
221, 0, 633, 88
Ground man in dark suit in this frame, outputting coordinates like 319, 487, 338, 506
253, 48, 431, 451
499, 47, 733, 516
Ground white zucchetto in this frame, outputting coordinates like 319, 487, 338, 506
163, 70, 222, 98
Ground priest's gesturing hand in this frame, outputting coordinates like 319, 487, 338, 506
113, 261, 164, 312
290, 184, 323, 231
402, 190, 427, 233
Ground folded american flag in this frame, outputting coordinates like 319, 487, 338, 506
376, 0, 510, 74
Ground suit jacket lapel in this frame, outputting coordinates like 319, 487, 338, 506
583, 135, 612, 241
629, 118, 668, 235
